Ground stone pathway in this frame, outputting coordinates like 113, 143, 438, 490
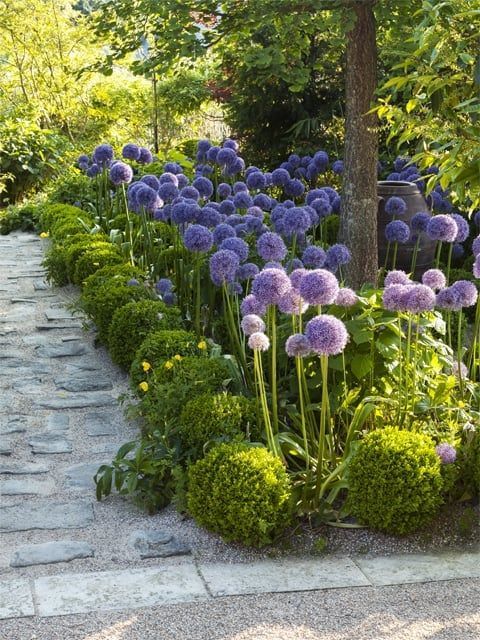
0, 232, 479, 629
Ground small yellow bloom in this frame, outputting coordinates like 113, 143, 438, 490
39, 232, 49, 238
164, 360, 174, 370
174, 354, 182, 361
197, 340, 207, 350
142, 361, 151, 372
458, 401, 466, 409
138, 381, 149, 392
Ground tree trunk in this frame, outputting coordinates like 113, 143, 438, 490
340, 1, 378, 288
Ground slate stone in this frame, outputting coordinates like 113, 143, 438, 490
10, 541, 94, 568
10, 298, 36, 304
54, 375, 112, 392
36, 323, 82, 331
61, 335, 81, 342
85, 412, 117, 437
13, 378, 44, 395
64, 360, 101, 373
46, 413, 69, 432
64, 462, 106, 490
0, 462, 49, 475
45, 308, 77, 321
35, 342, 88, 358
130, 530, 190, 559
0, 478, 55, 495
0, 415, 28, 435
0, 350, 25, 359
0, 500, 94, 532
29, 433, 73, 454
0, 439, 13, 455
34, 393, 116, 410
33, 280, 49, 291
0, 579, 34, 619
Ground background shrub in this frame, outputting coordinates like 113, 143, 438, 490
0, 203, 41, 235
347, 427, 444, 535
179, 392, 259, 460
64, 237, 112, 281
187, 443, 292, 546
73, 246, 123, 285
108, 299, 182, 370
39, 203, 87, 231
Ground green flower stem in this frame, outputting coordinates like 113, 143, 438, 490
410, 235, 421, 276
404, 315, 413, 424
391, 242, 399, 270
315, 354, 330, 504
222, 285, 251, 390
295, 355, 309, 469
467, 296, 480, 380
254, 349, 278, 456
434, 241, 443, 269
457, 310, 464, 400
268, 305, 279, 435
411, 314, 421, 415
384, 241, 391, 271
445, 242, 453, 285
121, 184, 135, 267
194, 254, 203, 336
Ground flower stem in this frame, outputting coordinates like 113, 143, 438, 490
315, 354, 329, 504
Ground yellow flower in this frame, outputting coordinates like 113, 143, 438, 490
197, 340, 207, 350
174, 354, 182, 361
138, 381, 149, 392
39, 232, 49, 238
142, 361, 151, 372
458, 401, 466, 409
164, 360, 174, 370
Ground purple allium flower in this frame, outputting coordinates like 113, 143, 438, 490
209, 250, 240, 287
216, 147, 237, 167
305, 315, 348, 356
136, 185, 162, 212
474, 211, 480, 228
404, 284, 436, 313
240, 294, 267, 317
158, 182, 179, 202
198, 206, 221, 228
252, 194, 271, 211
77, 154, 90, 166
386, 172, 400, 181
285, 179, 305, 198
288, 154, 301, 168
436, 287, 462, 311
451, 214, 469, 243
164, 162, 182, 174
393, 156, 409, 172
126, 278, 139, 286
176, 174, 189, 189
278, 289, 308, 315
246, 172, 266, 191
251, 268, 292, 306
213, 223, 236, 246
472, 235, 480, 257
86, 164, 100, 178
385, 220, 410, 243
206, 146, 220, 162
155, 278, 173, 295
427, 215, 458, 242
305, 163, 319, 181
264, 261, 284, 270
310, 198, 332, 219
286, 258, 304, 272
451, 280, 478, 307
382, 284, 410, 312
248, 332, 270, 352
162, 292, 176, 306
299, 269, 339, 306
271, 168, 290, 187
312, 151, 329, 172
226, 157, 245, 176
197, 139, 212, 155
411, 211, 431, 232
474, 255, 480, 279
451, 361, 468, 380
256, 232, 287, 262
217, 183, 232, 199
154, 205, 170, 221
335, 288, 359, 307
422, 269, 446, 291
385, 270, 411, 286
160, 172, 179, 186
223, 138, 239, 151
306, 188, 330, 205
285, 334, 312, 358
435, 443, 457, 465
233, 181, 248, 194
122, 143, 140, 161
138, 147, 153, 164
233, 192, 253, 210
326, 244, 351, 268
140, 174, 160, 191
219, 237, 249, 262
110, 162, 133, 185
283, 207, 311, 236
302, 245, 327, 268
180, 186, 200, 201
192, 177, 214, 199
290, 268, 308, 290
244, 215, 263, 233
452, 243, 465, 260
237, 262, 259, 281
183, 224, 213, 253
93, 144, 114, 166
219, 200, 236, 217
385, 196, 407, 217
332, 160, 344, 175
241, 314, 266, 336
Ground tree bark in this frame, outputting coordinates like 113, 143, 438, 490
340, 1, 378, 288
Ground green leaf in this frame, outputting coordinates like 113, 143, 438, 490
351, 354, 373, 380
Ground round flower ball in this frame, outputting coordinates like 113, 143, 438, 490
422, 269, 446, 291
305, 315, 349, 356
384, 270, 410, 287
183, 224, 213, 253
138, 147, 153, 164
404, 284, 436, 313
248, 332, 270, 352
251, 268, 292, 306
209, 249, 240, 286
385, 196, 407, 217
450, 280, 478, 308
382, 284, 410, 312
299, 269, 339, 306
109, 162, 133, 185
335, 288, 359, 307
285, 334, 312, 358
93, 144, 114, 166
256, 232, 287, 262
122, 143, 140, 161
241, 314, 266, 336
411, 211, 431, 233
474, 254, 480, 279
427, 215, 458, 243
435, 443, 456, 465
385, 220, 410, 244
302, 245, 327, 269
240, 294, 267, 318
451, 213, 469, 243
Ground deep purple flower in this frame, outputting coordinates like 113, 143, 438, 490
180, 186, 200, 201
192, 177, 214, 199
285, 334, 312, 358
237, 262, 259, 281
253, 194, 272, 211
135, 185, 162, 212
335, 288, 359, 307
126, 278, 139, 286
220, 200, 236, 216
164, 162, 183, 174
216, 147, 237, 168
310, 198, 332, 219
77, 154, 90, 166
256, 232, 287, 262
474, 211, 480, 228
234, 192, 253, 210
110, 162, 133, 185
213, 223, 236, 245
393, 156, 409, 172
176, 174, 189, 189
206, 146, 220, 162
427, 215, 458, 242
223, 138, 239, 151
332, 160, 344, 175
209, 250, 240, 286
452, 243, 465, 260
240, 294, 267, 317
158, 182, 179, 202
285, 179, 305, 198
198, 206, 221, 228
385, 220, 410, 243
138, 147, 153, 164
226, 157, 245, 176
155, 278, 173, 295
288, 154, 301, 168
217, 183, 232, 199
241, 314, 266, 336
248, 332, 270, 352
251, 268, 292, 306
93, 144, 114, 166
312, 151, 329, 172
299, 269, 339, 306
183, 224, 213, 253
404, 284, 436, 313
305, 315, 348, 356
386, 172, 400, 181
302, 245, 326, 268
385, 196, 407, 217
86, 164, 100, 178
271, 168, 291, 186
278, 289, 308, 315
436, 287, 462, 311
422, 269, 446, 291
411, 211, 431, 232
472, 236, 480, 257
304, 205, 319, 226
283, 207, 311, 236
451, 214, 469, 243
122, 143, 140, 161
246, 172, 266, 191
451, 280, 478, 307
326, 244, 351, 268
435, 443, 456, 464
385, 270, 410, 286
219, 237, 249, 262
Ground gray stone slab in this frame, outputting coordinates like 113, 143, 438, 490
13, 378, 44, 395
33, 280, 49, 290
34, 564, 207, 617
0, 349, 25, 359
45, 308, 77, 321
0, 500, 94, 532
10, 298, 36, 304
0, 579, 34, 619
54, 374, 112, 392
199, 558, 371, 597
0, 415, 28, 435
10, 541, 94, 568
64, 360, 101, 373
64, 462, 106, 490
0, 477, 55, 495
0, 439, 12, 455
85, 412, 117, 437
34, 393, 116, 410
29, 433, 73, 454
36, 323, 82, 331
354, 552, 480, 586
46, 413, 69, 432
130, 530, 190, 559
0, 462, 49, 475
35, 342, 88, 358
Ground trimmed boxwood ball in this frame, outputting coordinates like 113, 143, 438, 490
82, 264, 145, 298
108, 299, 182, 370
50, 220, 88, 242
179, 392, 259, 460
187, 443, 292, 547
39, 203, 87, 231
347, 427, 444, 535
64, 238, 112, 282
73, 246, 123, 285
130, 329, 200, 386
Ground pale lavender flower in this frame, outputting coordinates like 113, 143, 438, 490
422, 269, 446, 291
251, 268, 292, 305
299, 269, 339, 305
436, 287, 462, 311
452, 214, 469, 243
451, 361, 468, 380
285, 334, 312, 358
290, 268, 308, 290
427, 215, 458, 242
248, 332, 270, 352
385, 270, 410, 286
435, 443, 456, 464
474, 255, 480, 279
404, 284, 436, 313
278, 289, 309, 315
335, 288, 359, 307
209, 250, 240, 286
256, 232, 287, 262
451, 280, 478, 307
305, 315, 349, 356
241, 314, 266, 336
472, 235, 480, 256
382, 284, 410, 312
240, 294, 267, 317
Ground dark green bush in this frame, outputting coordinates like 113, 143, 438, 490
73, 246, 123, 285
187, 443, 292, 546
39, 203, 87, 231
42, 245, 70, 286
50, 220, 89, 242
179, 392, 259, 460
130, 329, 203, 386
0, 204, 40, 234
347, 427, 444, 535
82, 263, 145, 297
107, 299, 182, 370
46, 169, 96, 209
64, 238, 112, 281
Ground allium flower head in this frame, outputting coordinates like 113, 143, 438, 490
246, 171, 266, 191
436, 287, 462, 311
158, 182, 179, 202
310, 198, 332, 219
290, 268, 308, 290
305, 315, 349, 356
138, 147, 153, 164
197, 139, 212, 155
241, 314, 266, 336
472, 235, 480, 257
435, 443, 456, 464
198, 206, 221, 228
299, 269, 339, 305
474, 211, 480, 228
213, 223, 236, 245
326, 244, 351, 268
302, 245, 327, 268
285, 334, 312, 358
451, 280, 478, 307
271, 168, 290, 186
427, 215, 458, 242
256, 232, 287, 262
278, 289, 308, 315
332, 160, 344, 175
192, 177, 214, 199
183, 224, 213, 253
283, 206, 311, 235
135, 185, 162, 213
411, 211, 431, 232
233, 192, 253, 210
223, 138, 239, 151
110, 162, 133, 185
252, 268, 292, 306
217, 183, 232, 199
385, 270, 410, 287
335, 288, 359, 307
209, 250, 240, 286
385, 220, 410, 243
253, 194, 272, 211
451, 361, 468, 381
306, 189, 329, 205
216, 147, 237, 167
93, 144, 114, 166
312, 151, 329, 172
206, 146, 220, 162
220, 237, 249, 262
155, 278, 173, 295
382, 284, 410, 312
422, 269, 446, 291
385, 196, 407, 217
140, 174, 160, 191
451, 214, 469, 243
474, 255, 480, 279
404, 284, 436, 313
393, 156, 409, 172
122, 143, 140, 161
285, 179, 305, 198
248, 332, 270, 352
240, 294, 267, 317
236, 262, 259, 281
127, 278, 139, 286
180, 186, 200, 201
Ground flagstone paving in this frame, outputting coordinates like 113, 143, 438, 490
0, 232, 478, 631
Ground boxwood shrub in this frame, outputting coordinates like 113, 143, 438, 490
73, 246, 123, 285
